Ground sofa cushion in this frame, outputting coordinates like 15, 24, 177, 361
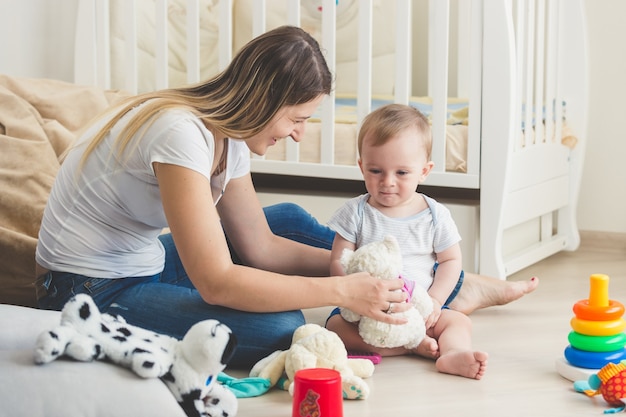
0, 75, 129, 308
0, 304, 186, 417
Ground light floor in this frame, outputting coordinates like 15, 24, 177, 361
231, 232, 626, 417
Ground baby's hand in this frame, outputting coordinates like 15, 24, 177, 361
424, 297, 442, 329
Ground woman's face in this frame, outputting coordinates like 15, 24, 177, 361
244, 95, 325, 156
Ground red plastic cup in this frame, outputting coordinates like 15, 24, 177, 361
292, 368, 343, 417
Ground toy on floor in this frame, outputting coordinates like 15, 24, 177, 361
249, 323, 375, 400
34, 294, 238, 417
338, 235, 433, 349
574, 360, 626, 414
556, 274, 626, 382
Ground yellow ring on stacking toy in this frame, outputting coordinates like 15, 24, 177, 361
573, 299, 625, 321
570, 317, 626, 336
568, 331, 626, 352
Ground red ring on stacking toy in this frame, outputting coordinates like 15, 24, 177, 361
564, 345, 626, 369
573, 299, 625, 321
568, 331, 626, 352
570, 317, 626, 336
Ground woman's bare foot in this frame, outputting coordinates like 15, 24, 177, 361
435, 350, 488, 380
412, 335, 439, 359
448, 275, 539, 315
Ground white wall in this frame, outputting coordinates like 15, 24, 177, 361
577, 1, 626, 233
0, 0, 78, 81
0, 0, 624, 234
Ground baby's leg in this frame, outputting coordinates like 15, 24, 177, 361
412, 334, 439, 359
431, 310, 488, 379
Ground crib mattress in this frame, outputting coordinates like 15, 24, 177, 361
264, 95, 471, 173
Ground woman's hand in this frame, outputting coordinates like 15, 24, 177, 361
340, 273, 411, 324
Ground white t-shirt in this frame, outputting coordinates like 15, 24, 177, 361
36, 105, 250, 278
328, 193, 461, 290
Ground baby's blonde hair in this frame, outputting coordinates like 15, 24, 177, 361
357, 104, 432, 160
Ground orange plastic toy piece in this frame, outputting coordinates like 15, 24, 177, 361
573, 274, 626, 321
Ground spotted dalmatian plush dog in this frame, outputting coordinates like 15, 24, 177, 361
34, 294, 238, 417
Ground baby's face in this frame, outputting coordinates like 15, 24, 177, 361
358, 127, 433, 212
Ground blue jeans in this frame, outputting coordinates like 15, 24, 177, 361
37, 203, 335, 369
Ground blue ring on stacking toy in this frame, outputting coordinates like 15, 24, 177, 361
564, 345, 626, 369
568, 331, 626, 352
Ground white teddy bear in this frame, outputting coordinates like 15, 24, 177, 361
34, 294, 238, 417
249, 323, 375, 399
339, 235, 434, 350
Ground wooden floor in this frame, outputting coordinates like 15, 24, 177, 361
231, 232, 626, 417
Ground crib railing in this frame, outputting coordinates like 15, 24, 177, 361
246, 0, 484, 189
74, 0, 572, 191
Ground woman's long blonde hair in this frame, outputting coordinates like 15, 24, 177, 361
80, 25, 333, 165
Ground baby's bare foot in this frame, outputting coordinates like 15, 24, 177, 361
413, 335, 439, 358
435, 350, 488, 380
449, 276, 539, 315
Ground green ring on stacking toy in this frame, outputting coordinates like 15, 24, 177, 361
568, 331, 626, 352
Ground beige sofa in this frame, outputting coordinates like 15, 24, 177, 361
0, 76, 185, 415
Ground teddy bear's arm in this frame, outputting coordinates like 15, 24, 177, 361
339, 308, 361, 322
249, 350, 287, 387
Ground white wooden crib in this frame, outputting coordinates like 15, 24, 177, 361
73, 0, 588, 279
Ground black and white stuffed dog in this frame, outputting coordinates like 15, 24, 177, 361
34, 294, 238, 417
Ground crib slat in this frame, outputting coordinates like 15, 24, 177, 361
186, 0, 200, 84
523, 0, 535, 148
428, 0, 450, 172
320, 0, 336, 165
96, 0, 111, 89
514, 0, 525, 150
249, 1, 273, 162
281, 0, 300, 163
155, 0, 169, 89
394, 0, 411, 105
286, 0, 300, 25
544, 0, 558, 143
123, 0, 138, 94
533, 0, 545, 144
457, 0, 471, 98
554, 2, 564, 142
74, 0, 97, 87
218, 0, 233, 71
356, 0, 373, 134
465, 0, 482, 178
252, 0, 266, 36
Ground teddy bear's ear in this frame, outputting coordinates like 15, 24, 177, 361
382, 235, 399, 249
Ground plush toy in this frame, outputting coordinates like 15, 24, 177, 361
34, 294, 238, 417
339, 235, 433, 350
574, 360, 626, 413
249, 323, 374, 400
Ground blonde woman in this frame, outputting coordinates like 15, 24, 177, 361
35, 26, 537, 368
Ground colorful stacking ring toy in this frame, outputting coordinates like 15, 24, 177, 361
564, 345, 626, 369
568, 331, 626, 352
570, 317, 626, 337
